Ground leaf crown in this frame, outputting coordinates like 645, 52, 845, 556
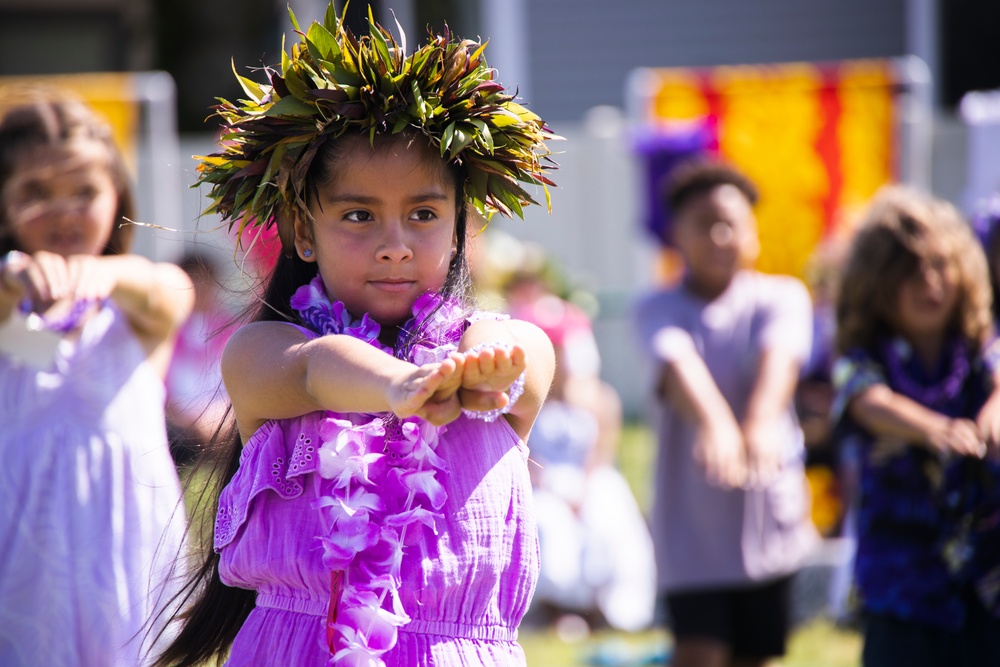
196, 3, 558, 249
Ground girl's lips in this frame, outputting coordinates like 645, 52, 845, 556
47, 234, 84, 252
370, 280, 415, 294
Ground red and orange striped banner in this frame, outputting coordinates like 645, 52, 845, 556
636, 59, 898, 279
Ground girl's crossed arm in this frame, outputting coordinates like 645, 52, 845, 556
223, 322, 468, 443
95, 255, 194, 342
848, 384, 986, 458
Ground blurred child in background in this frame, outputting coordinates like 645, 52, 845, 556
165, 250, 233, 467
831, 186, 1000, 667
510, 273, 656, 636
633, 157, 817, 667
0, 96, 191, 665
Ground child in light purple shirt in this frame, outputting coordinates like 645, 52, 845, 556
633, 158, 818, 667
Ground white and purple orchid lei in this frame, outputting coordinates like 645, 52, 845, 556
290, 276, 498, 666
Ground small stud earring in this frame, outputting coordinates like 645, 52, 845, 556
303, 248, 313, 259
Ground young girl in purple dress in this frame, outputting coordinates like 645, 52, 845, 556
154, 6, 557, 667
0, 96, 193, 666
832, 186, 1000, 666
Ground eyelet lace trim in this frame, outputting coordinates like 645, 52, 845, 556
215, 417, 321, 550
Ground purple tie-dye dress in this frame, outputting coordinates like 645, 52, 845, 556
215, 409, 539, 666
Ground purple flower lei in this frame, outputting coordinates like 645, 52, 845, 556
289, 276, 465, 666
881, 336, 971, 409
18, 297, 94, 334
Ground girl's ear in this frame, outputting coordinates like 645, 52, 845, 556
291, 211, 317, 263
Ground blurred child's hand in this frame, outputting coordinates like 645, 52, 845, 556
457, 344, 527, 413
927, 416, 987, 459
3, 252, 116, 312
694, 416, 747, 488
388, 353, 466, 426
64, 255, 116, 302
976, 389, 1000, 460
743, 418, 783, 487
0, 251, 29, 308
9, 250, 68, 310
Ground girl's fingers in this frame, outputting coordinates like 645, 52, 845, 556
25, 252, 71, 306
457, 388, 507, 413
951, 425, 986, 458
461, 345, 525, 392
429, 356, 464, 402
42, 253, 71, 301
72, 256, 116, 301
423, 399, 462, 426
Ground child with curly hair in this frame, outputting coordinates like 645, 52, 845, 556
832, 186, 1000, 666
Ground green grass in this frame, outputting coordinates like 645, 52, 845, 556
617, 419, 658, 516
519, 619, 862, 667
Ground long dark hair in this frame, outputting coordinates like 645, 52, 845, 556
151, 132, 474, 667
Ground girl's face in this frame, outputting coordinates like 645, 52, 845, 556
893, 238, 959, 341
294, 138, 458, 329
672, 183, 759, 297
2, 140, 118, 257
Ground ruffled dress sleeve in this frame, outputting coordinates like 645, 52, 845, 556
215, 413, 323, 552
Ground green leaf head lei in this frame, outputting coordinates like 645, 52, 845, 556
195, 2, 559, 254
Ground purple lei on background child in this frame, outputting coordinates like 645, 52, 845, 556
18, 297, 94, 334
881, 336, 971, 409
289, 276, 464, 667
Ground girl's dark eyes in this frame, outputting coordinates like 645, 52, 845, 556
14, 183, 49, 204
342, 209, 438, 223
76, 184, 99, 199
411, 209, 436, 222
344, 210, 373, 223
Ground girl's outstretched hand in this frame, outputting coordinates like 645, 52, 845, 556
927, 415, 987, 459
387, 352, 466, 426
742, 417, 783, 487
976, 389, 1000, 460
694, 415, 748, 489
457, 344, 527, 413
3, 252, 117, 311
4, 250, 68, 311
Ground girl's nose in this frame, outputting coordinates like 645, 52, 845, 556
919, 265, 945, 297
376, 221, 414, 263
709, 221, 734, 246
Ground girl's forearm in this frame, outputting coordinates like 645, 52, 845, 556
742, 348, 801, 429
300, 334, 414, 414
660, 353, 736, 426
847, 383, 947, 444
